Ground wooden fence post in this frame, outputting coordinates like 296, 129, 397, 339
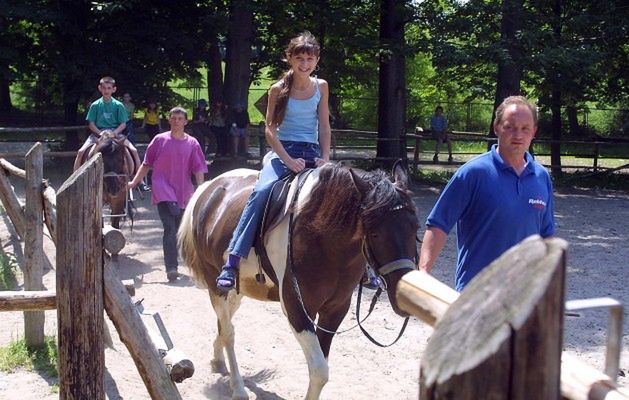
24, 143, 45, 347
56, 155, 105, 399
418, 236, 566, 399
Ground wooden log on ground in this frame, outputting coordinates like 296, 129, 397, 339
0, 160, 26, 238
138, 311, 195, 383
56, 155, 105, 399
103, 261, 182, 399
24, 143, 45, 347
0, 291, 56, 311
396, 236, 629, 400
164, 348, 195, 383
103, 225, 126, 255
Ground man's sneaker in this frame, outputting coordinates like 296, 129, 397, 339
432, 155, 439, 164
167, 270, 179, 282
138, 182, 151, 192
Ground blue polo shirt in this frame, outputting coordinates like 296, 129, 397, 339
426, 145, 555, 291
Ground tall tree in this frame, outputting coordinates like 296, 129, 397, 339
489, 0, 524, 138
377, 0, 408, 165
223, 0, 254, 108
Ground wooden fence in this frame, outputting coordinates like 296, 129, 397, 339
2, 126, 627, 175
0, 146, 192, 399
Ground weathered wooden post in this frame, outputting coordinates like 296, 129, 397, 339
418, 236, 566, 399
56, 155, 105, 399
24, 143, 45, 347
397, 237, 629, 400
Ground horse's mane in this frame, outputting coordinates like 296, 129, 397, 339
299, 163, 414, 235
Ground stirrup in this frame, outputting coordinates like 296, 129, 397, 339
216, 265, 238, 291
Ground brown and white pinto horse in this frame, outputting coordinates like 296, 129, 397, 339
178, 162, 419, 399
88, 133, 134, 229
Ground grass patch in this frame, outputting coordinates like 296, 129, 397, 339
410, 168, 454, 186
0, 249, 19, 290
0, 336, 58, 378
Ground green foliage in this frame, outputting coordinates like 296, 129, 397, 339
0, 249, 18, 290
0, 336, 58, 378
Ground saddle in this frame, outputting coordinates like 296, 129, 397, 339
253, 168, 314, 286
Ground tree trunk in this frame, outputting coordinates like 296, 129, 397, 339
549, 0, 562, 175
488, 0, 524, 142
62, 79, 81, 150
377, 0, 407, 168
550, 90, 562, 174
0, 74, 12, 112
223, 0, 253, 109
207, 33, 224, 105
566, 106, 581, 137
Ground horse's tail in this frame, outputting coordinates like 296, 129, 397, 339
178, 181, 212, 287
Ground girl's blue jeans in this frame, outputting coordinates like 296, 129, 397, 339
227, 141, 320, 259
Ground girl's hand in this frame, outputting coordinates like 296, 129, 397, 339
285, 157, 306, 173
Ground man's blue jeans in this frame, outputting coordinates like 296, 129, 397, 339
157, 201, 184, 272
227, 141, 320, 258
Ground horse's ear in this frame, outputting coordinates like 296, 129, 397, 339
349, 168, 370, 197
392, 159, 408, 190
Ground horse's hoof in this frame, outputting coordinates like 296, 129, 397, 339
211, 359, 228, 375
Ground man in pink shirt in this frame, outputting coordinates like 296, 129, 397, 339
129, 106, 207, 281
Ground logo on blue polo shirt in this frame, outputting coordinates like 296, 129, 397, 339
528, 198, 546, 209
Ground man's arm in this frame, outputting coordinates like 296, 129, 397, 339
127, 164, 150, 189
418, 226, 448, 274
194, 171, 204, 186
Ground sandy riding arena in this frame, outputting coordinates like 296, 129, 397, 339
1, 159, 628, 400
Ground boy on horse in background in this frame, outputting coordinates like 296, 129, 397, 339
74, 76, 149, 191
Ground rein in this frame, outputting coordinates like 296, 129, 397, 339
287, 180, 415, 344
357, 234, 416, 347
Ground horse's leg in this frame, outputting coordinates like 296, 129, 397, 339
209, 290, 248, 400
314, 301, 352, 359
289, 324, 328, 400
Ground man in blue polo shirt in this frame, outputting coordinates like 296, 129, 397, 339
419, 96, 555, 291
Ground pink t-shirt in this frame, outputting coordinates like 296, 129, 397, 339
143, 132, 208, 208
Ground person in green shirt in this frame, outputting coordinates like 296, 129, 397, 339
73, 77, 147, 190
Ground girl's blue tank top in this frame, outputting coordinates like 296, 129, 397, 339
276, 77, 321, 144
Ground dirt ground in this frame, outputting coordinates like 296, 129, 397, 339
0, 156, 628, 400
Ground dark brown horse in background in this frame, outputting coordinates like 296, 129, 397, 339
87, 133, 134, 229
178, 162, 419, 399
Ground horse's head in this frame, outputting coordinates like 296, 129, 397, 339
350, 161, 419, 317
93, 133, 129, 228
94, 134, 127, 196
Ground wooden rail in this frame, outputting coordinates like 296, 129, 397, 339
2, 126, 627, 172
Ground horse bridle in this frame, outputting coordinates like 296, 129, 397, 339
355, 202, 418, 347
